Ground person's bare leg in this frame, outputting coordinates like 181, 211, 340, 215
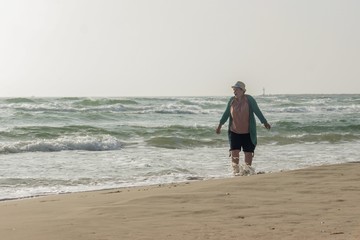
231, 150, 240, 164
244, 152, 253, 166
231, 150, 240, 175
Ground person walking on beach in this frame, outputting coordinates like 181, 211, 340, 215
216, 81, 271, 175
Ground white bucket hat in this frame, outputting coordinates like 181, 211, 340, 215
231, 81, 246, 91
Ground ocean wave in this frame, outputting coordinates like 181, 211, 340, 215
1, 97, 223, 115
154, 109, 199, 114
259, 132, 360, 145
3, 121, 360, 151
1, 95, 359, 151
0, 135, 122, 154
4, 98, 36, 103
270, 121, 360, 133
2, 125, 116, 140
73, 98, 138, 107
143, 131, 360, 149
9, 104, 125, 113
146, 136, 222, 149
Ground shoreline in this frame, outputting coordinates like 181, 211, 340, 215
1, 162, 360, 239
0, 168, 275, 203
0, 168, 264, 203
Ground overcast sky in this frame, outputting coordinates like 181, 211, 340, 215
1, 0, 359, 97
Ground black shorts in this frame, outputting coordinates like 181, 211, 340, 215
228, 131, 255, 152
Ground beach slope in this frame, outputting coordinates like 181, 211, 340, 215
1, 163, 360, 240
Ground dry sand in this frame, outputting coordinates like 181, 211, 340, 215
1, 162, 360, 240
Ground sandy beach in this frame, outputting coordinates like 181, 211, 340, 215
1, 162, 360, 240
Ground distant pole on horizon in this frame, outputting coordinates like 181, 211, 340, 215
262, 88, 266, 96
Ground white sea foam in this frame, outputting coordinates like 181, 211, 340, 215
0, 135, 122, 153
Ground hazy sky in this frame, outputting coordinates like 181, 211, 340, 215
1, 0, 359, 97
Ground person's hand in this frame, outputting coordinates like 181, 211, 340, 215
264, 122, 271, 130
216, 125, 222, 134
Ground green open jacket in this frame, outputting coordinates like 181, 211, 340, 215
219, 95, 268, 146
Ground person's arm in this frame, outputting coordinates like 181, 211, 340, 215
216, 124, 222, 134
263, 122, 271, 130
216, 98, 233, 134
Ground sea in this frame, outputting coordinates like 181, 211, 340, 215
0, 94, 359, 200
